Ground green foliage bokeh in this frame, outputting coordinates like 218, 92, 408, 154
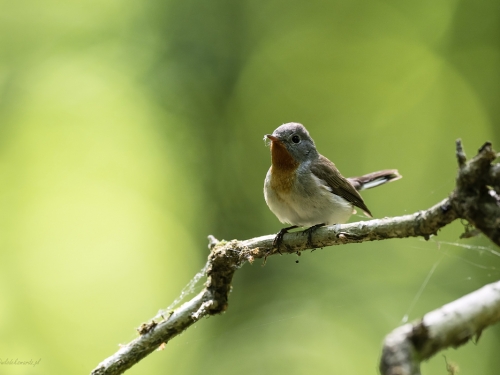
1, 1, 499, 374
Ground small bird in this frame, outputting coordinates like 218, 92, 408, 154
264, 122, 401, 250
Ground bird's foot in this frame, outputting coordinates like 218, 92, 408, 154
271, 225, 298, 254
303, 223, 325, 248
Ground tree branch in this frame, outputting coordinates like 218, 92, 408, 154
90, 140, 500, 375
380, 280, 500, 375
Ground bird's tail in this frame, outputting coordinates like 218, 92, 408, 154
348, 169, 402, 191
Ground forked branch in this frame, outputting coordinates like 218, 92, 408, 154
90, 140, 500, 375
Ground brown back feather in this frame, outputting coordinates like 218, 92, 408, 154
310, 155, 372, 216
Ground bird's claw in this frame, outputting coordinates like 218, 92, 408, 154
271, 225, 298, 254
303, 223, 325, 248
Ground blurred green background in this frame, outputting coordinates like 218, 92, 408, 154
1, 0, 499, 374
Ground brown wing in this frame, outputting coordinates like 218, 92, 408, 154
310, 155, 372, 216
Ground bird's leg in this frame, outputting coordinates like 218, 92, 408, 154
272, 225, 298, 254
303, 223, 325, 248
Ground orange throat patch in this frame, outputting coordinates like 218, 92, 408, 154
269, 140, 299, 193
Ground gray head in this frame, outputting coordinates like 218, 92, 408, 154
266, 122, 318, 163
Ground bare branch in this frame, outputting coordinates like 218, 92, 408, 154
451, 141, 500, 246
90, 141, 500, 375
91, 291, 208, 375
380, 280, 500, 375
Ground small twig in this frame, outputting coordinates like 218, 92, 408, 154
455, 139, 467, 168
207, 235, 219, 250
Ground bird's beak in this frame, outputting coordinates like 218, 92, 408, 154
266, 134, 279, 142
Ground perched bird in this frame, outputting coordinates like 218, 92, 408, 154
264, 122, 401, 250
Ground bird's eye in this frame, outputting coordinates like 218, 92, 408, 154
291, 135, 300, 144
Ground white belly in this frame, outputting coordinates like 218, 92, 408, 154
264, 168, 354, 227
